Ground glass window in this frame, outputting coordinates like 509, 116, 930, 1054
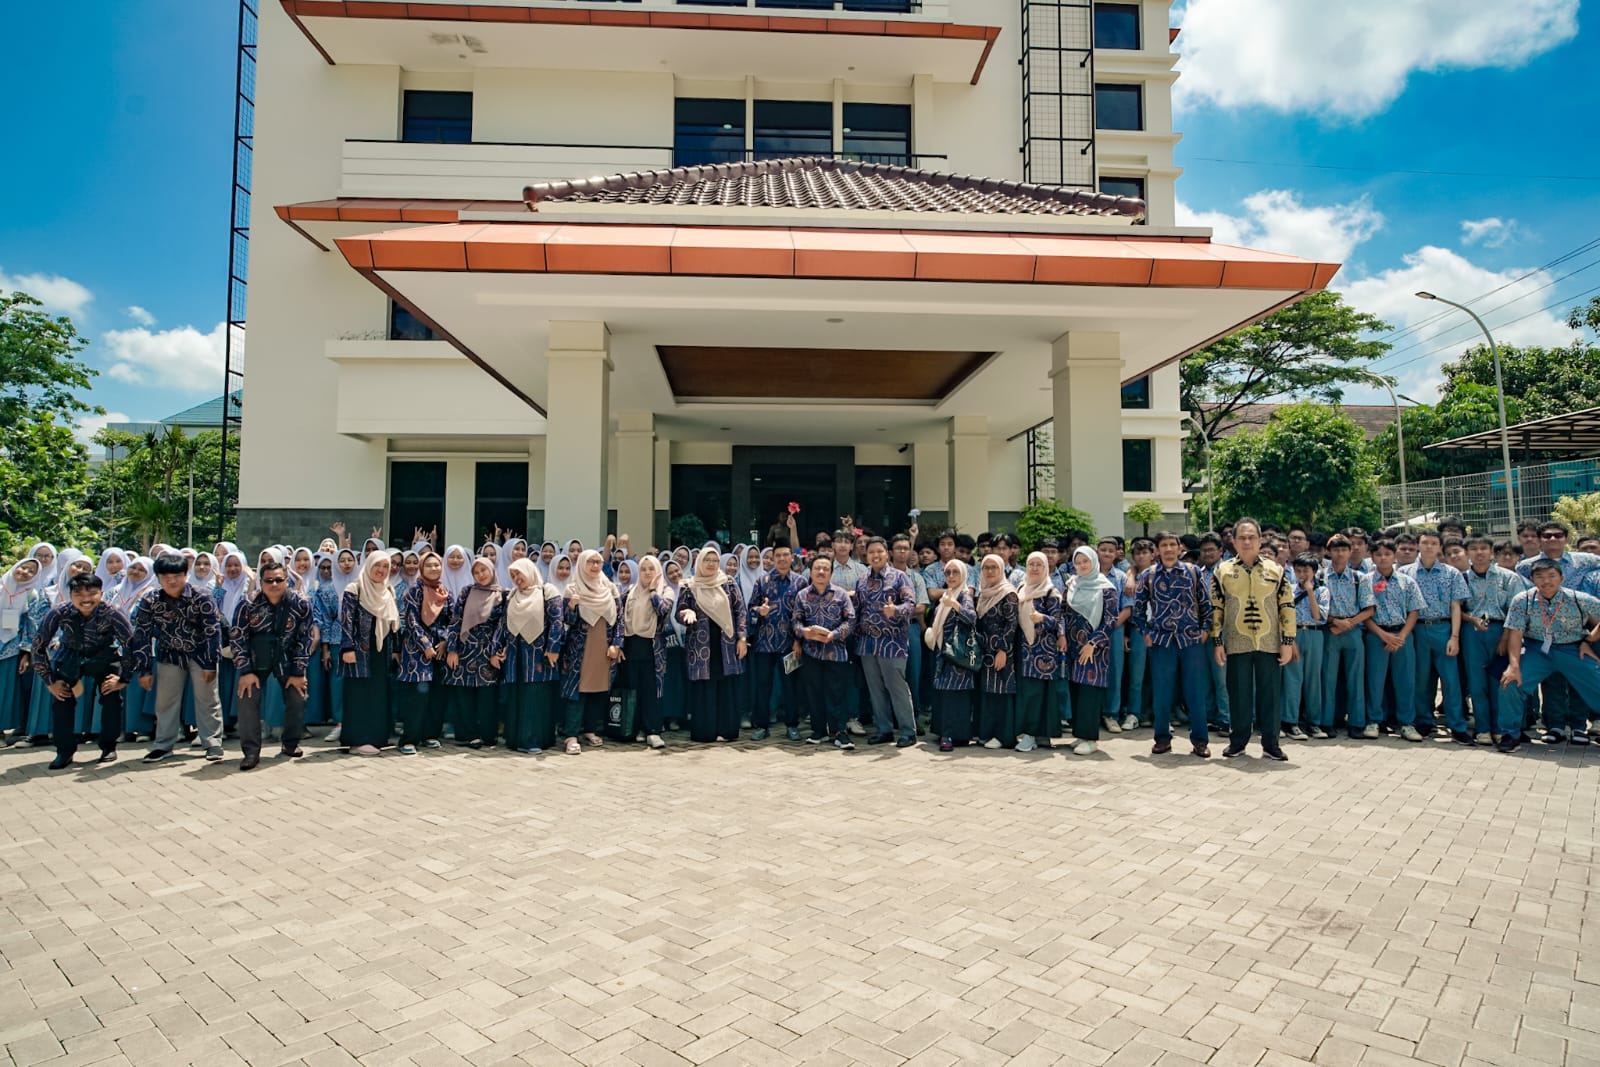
843, 103, 911, 165
389, 300, 438, 342
389, 461, 447, 547
674, 98, 745, 166
1099, 175, 1146, 201
401, 90, 472, 144
1094, 3, 1142, 49
1123, 439, 1153, 493
671, 465, 733, 545
853, 466, 913, 537
1120, 376, 1150, 409
474, 462, 528, 544
753, 100, 832, 160
1095, 84, 1143, 131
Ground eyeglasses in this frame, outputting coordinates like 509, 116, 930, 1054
261, 577, 287, 585
1541, 532, 1567, 540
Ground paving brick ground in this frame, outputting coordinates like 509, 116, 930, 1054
1, 729, 1596, 1066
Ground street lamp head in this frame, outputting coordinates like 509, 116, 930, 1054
1415, 291, 1437, 301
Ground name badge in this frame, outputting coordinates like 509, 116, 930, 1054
1543, 634, 1553, 654
0, 609, 19, 631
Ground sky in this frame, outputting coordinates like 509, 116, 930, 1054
1, 0, 1597, 436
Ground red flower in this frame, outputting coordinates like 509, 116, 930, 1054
787, 501, 800, 515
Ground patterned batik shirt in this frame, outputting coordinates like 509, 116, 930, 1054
1504, 587, 1600, 645
129, 586, 223, 675
1208, 557, 1295, 654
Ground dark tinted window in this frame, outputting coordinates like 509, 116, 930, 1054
402, 90, 471, 144
1095, 84, 1143, 130
1123, 439, 1153, 493
1099, 175, 1146, 201
389, 300, 438, 342
753, 100, 832, 159
843, 103, 911, 165
674, 98, 745, 166
1094, 3, 1141, 49
671, 465, 733, 545
389, 462, 447, 546
1120, 376, 1150, 409
474, 462, 529, 546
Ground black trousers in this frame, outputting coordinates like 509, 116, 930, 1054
1226, 651, 1283, 751
565, 690, 608, 739
749, 650, 794, 729
53, 679, 124, 758
236, 671, 307, 758
397, 680, 447, 746
449, 685, 500, 744
622, 635, 663, 736
800, 658, 849, 738
934, 687, 975, 744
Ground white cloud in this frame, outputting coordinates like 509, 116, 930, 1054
1174, 0, 1580, 118
103, 321, 228, 392
0, 265, 93, 318
1177, 189, 1383, 264
73, 411, 132, 447
1343, 245, 1578, 400
125, 305, 156, 327
1459, 217, 1516, 248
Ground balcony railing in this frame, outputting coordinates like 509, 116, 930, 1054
670, 149, 947, 168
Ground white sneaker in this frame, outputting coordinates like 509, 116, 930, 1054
1399, 725, 1423, 742
1362, 724, 1380, 739
1474, 732, 1492, 745
1103, 716, 1123, 734
324, 725, 341, 744
1016, 734, 1036, 752
1073, 739, 1098, 755
982, 738, 1002, 750
847, 719, 867, 736
1121, 714, 1139, 731
646, 734, 665, 749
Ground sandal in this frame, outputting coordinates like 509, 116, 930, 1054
583, 733, 604, 747
565, 738, 582, 755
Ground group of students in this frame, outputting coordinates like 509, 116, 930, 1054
4, 510, 1600, 770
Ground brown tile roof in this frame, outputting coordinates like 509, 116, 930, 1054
1204, 402, 1406, 441
523, 157, 1145, 220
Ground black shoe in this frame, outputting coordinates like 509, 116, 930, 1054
1346, 729, 1364, 740
938, 737, 954, 752
1451, 731, 1475, 746
97, 750, 117, 764
1497, 734, 1520, 753
1262, 748, 1289, 762
143, 749, 170, 763
867, 733, 894, 745
806, 734, 826, 745
1571, 732, 1591, 746
47, 755, 72, 770
1285, 725, 1308, 740
280, 747, 304, 759
895, 736, 915, 748
833, 735, 855, 751
239, 754, 260, 771
467, 739, 483, 749
1222, 746, 1247, 758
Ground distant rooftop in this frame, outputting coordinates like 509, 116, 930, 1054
1202, 402, 1406, 441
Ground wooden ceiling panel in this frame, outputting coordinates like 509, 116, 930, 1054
657, 346, 991, 401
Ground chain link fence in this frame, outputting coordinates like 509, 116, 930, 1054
1379, 459, 1600, 535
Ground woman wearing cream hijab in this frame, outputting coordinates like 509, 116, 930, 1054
621, 555, 674, 749
1012, 551, 1063, 753
502, 557, 565, 754
557, 549, 621, 755
676, 546, 748, 743
974, 554, 1019, 750
338, 552, 400, 755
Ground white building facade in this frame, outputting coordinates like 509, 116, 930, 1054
239, 0, 1338, 549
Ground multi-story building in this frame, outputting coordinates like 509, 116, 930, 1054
239, 0, 1338, 549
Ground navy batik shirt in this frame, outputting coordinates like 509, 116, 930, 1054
230, 591, 315, 680
129, 586, 222, 676
31, 602, 134, 683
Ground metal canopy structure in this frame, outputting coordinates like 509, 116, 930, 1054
1425, 406, 1600, 455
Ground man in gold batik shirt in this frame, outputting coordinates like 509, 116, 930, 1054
1209, 518, 1296, 762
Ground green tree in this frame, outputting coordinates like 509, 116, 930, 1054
1367, 382, 1527, 484
1552, 492, 1600, 535
1439, 341, 1600, 422
1568, 295, 1600, 335
668, 513, 710, 549
1015, 499, 1096, 552
1182, 290, 1392, 487
1126, 500, 1164, 537
0, 290, 98, 427
0, 412, 94, 550
1196, 403, 1379, 530
87, 427, 237, 551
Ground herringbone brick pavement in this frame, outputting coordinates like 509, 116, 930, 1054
0, 732, 1595, 1066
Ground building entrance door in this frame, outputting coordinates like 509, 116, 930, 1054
751, 464, 837, 550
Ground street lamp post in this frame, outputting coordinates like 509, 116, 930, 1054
1189, 413, 1213, 531
1360, 371, 1408, 530
1416, 291, 1516, 531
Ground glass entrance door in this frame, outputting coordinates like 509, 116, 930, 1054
750, 463, 837, 549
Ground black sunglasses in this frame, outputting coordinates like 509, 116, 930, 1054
261, 577, 287, 585
1541, 532, 1567, 540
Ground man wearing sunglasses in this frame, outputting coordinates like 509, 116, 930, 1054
229, 559, 315, 769
1514, 522, 1600, 743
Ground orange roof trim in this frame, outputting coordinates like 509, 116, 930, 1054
334, 222, 1341, 292
280, 1, 1002, 83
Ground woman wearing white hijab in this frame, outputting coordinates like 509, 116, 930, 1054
676, 546, 748, 743
502, 557, 564, 754
95, 548, 130, 595
394, 549, 454, 755
1012, 551, 1063, 753
187, 551, 218, 594
338, 552, 400, 754
621, 554, 673, 749
443, 556, 507, 748
441, 545, 473, 598
925, 559, 978, 751
557, 549, 621, 754
1, 558, 44, 743
497, 537, 529, 590
308, 552, 346, 740
1062, 546, 1117, 755
23, 550, 94, 742
549, 555, 573, 596
974, 554, 1019, 750
115, 556, 158, 740
25, 543, 58, 591
661, 558, 688, 731
214, 551, 254, 733
536, 540, 558, 580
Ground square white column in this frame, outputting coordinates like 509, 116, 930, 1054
947, 415, 989, 535
614, 410, 655, 548
543, 321, 611, 546
1051, 332, 1126, 535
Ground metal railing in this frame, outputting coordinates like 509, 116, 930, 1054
1379, 458, 1600, 536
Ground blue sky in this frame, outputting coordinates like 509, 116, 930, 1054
1, 0, 1596, 431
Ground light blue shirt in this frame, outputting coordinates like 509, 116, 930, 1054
1399, 559, 1469, 622
1370, 570, 1426, 628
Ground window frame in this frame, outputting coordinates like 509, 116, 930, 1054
400, 89, 473, 145
1093, 2, 1142, 50
1093, 83, 1145, 132
1122, 438, 1154, 494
